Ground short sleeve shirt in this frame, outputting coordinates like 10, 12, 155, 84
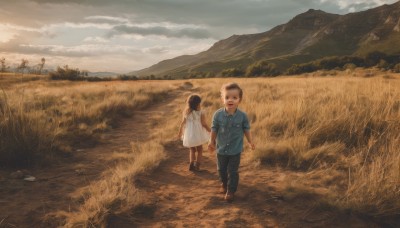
211, 108, 250, 155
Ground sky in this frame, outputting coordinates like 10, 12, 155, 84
0, 0, 398, 73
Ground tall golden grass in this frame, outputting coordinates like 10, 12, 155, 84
0, 79, 170, 166
2, 70, 400, 220
58, 141, 166, 227
192, 71, 400, 218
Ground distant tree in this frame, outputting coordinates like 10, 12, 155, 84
38, 57, 45, 74
49, 65, 83, 81
81, 70, 89, 77
220, 68, 245, 77
0, 57, 7, 73
17, 59, 29, 75
377, 59, 389, 70
343, 63, 357, 70
188, 71, 208, 78
204, 72, 213, 78
365, 51, 387, 67
246, 60, 279, 77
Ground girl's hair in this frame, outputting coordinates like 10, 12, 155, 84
184, 94, 201, 116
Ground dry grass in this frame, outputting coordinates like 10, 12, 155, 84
0, 78, 171, 167
189, 71, 400, 218
57, 141, 166, 227
3, 70, 400, 220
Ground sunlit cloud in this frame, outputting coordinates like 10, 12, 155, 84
319, 0, 398, 11
83, 36, 109, 43
108, 24, 214, 39
85, 15, 130, 24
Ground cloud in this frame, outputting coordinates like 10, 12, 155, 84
318, 0, 398, 11
109, 24, 214, 39
14, 44, 143, 57
142, 46, 169, 54
85, 15, 130, 24
83, 36, 109, 43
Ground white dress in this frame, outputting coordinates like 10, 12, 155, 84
182, 110, 210, 147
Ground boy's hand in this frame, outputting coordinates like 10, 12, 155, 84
248, 142, 256, 150
208, 142, 215, 152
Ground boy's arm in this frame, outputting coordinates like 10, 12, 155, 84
244, 130, 255, 150
243, 113, 255, 150
177, 117, 186, 139
208, 131, 217, 151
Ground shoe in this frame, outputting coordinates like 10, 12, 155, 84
194, 162, 201, 171
219, 183, 227, 194
225, 192, 234, 202
189, 162, 195, 171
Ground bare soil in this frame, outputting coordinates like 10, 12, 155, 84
109, 139, 385, 228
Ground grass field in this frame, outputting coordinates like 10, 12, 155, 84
1, 68, 399, 226
193, 69, 400, 218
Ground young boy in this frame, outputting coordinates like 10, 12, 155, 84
208, 82, 255, 202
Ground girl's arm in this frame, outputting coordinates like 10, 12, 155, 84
200, 112, 211, 132
177, 117, 186, 139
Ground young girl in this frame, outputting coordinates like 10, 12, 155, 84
178, 94, 211, 171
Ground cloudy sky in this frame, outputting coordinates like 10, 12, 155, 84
0, 0, 398, 73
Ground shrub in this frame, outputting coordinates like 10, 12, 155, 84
376, 59, 389, 70
393, 63, 400, 73
220, 68, 245, 77
246, 60, 279, 77
118, 75, 138, 81
50, 65, 85, 81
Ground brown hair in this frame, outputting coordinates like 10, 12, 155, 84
220, 82, 243, 100
184, 94, 201, 116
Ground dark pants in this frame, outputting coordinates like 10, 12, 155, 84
217, 153, 241, 193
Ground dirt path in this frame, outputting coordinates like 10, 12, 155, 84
0, 89, 181, 228
112, 142, 383, 228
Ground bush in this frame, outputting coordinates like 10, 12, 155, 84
343, 63, 357, 70
50, 65, 85, 81
376, 59, 389, 70
220, 68, 245, 77
393, 63, 400, 73
246, 60, 279, 77
118, 75, 138, 81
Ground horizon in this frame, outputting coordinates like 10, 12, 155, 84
0, 0, 398, 73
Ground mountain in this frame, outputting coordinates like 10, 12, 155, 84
133, 1, 400, 77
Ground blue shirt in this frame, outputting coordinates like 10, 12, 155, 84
211, 108, 250, 155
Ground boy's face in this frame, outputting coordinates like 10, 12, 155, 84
222, 89, 241, 112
